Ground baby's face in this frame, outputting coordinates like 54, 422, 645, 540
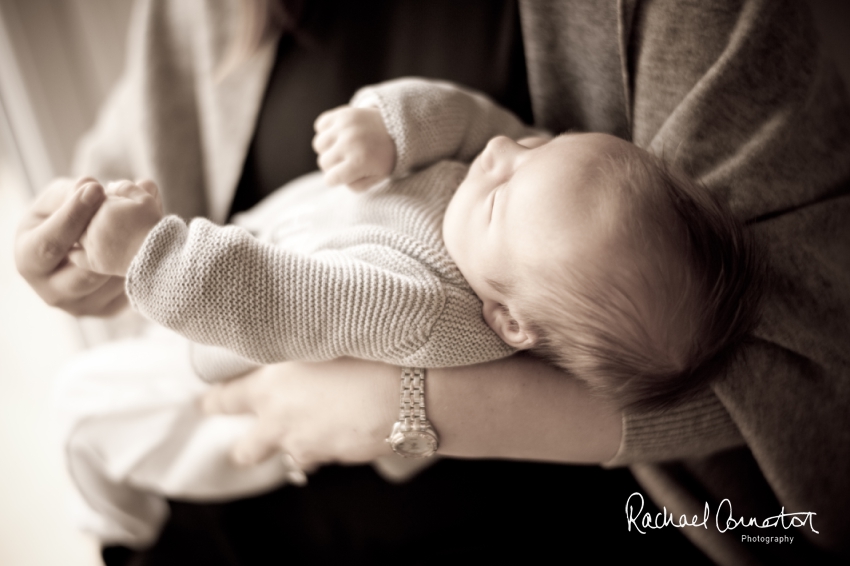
443, 133, 633, 337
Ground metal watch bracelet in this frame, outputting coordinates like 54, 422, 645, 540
387, 367, 439, 458
399, 367, 428, 429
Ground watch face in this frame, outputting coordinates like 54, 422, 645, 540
394, 430, 438, 458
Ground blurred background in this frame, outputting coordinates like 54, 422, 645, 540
0, 1, 133, 565
0, 1, 847, 565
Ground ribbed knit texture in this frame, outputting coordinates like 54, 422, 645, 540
605, 387, 739, 466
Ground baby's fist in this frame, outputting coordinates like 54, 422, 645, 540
73, 180, 164, 277
312, 106, 395, 191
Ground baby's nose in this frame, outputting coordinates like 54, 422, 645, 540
482, 136, 523, 172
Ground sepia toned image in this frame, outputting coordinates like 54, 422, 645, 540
1, 1, 849, 564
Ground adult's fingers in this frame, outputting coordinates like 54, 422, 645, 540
24, 177, 97, 221
281, 454, 309, 486
231, 422, 283, 466
47, 274, 127, 316
67, 283, 127, 317
94, 290, 129, 317
67, 248, 91, 271
49, 261, 110, 299
202, 379, 258, 415
17, 181, 105, 276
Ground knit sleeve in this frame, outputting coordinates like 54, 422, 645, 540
125, 216, 446, 366
351, 78, 544, 175
604, 386, 744, 467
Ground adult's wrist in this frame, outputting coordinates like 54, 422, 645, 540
387, 368, 440, 458
426, 354, 623, 464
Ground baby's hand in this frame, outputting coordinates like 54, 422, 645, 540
312, 106, 395, 191
69, 180, 163, 277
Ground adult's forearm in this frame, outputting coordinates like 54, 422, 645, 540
428, 354, 622, 464
202, 354, 622, 468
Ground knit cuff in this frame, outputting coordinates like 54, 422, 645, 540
604, 387, 745, 467
125, 215, 187, 315
351, 78, 544, 178
351, 84, 418, 176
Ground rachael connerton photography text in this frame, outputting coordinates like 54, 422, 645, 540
625, 492, 818, 536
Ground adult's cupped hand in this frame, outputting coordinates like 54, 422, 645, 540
202, 358, 399, 471
15, 177, 128, 316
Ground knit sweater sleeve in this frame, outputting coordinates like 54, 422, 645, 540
125, 216, 446, 368
351, 78, 544, 175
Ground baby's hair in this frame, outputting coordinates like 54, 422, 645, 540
518, 150, 764, 412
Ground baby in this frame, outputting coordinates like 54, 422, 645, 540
73, 78, 761, 411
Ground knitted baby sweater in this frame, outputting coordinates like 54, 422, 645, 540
126, 79, 537, 379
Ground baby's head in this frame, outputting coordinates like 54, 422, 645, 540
443, 133, 762, 411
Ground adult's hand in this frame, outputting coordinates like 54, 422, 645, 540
15, 176, 128, 316
202, 358, 399, 469
203, 354, 623, 470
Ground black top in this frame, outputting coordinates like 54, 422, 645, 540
229, 0, 531, 217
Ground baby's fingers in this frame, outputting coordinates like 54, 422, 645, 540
106, 180, 136, 197
317, 146, 345, 174
323, 160, 363, 188
136, 179, 159, 198
136, 179, 164, 214
347, 175, 384, 192
313, 105, 349, 133
311, 128, 336, 154
107, 180, 150, 202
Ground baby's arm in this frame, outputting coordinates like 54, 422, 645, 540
351, 78, 545, 174
124, 215, 446, 368
312, 79, 546, 191
69, 180, 164, 277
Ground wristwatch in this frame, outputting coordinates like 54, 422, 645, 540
386, 367, 439, 458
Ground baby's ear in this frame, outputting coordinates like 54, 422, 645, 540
482, 300, 537, 350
